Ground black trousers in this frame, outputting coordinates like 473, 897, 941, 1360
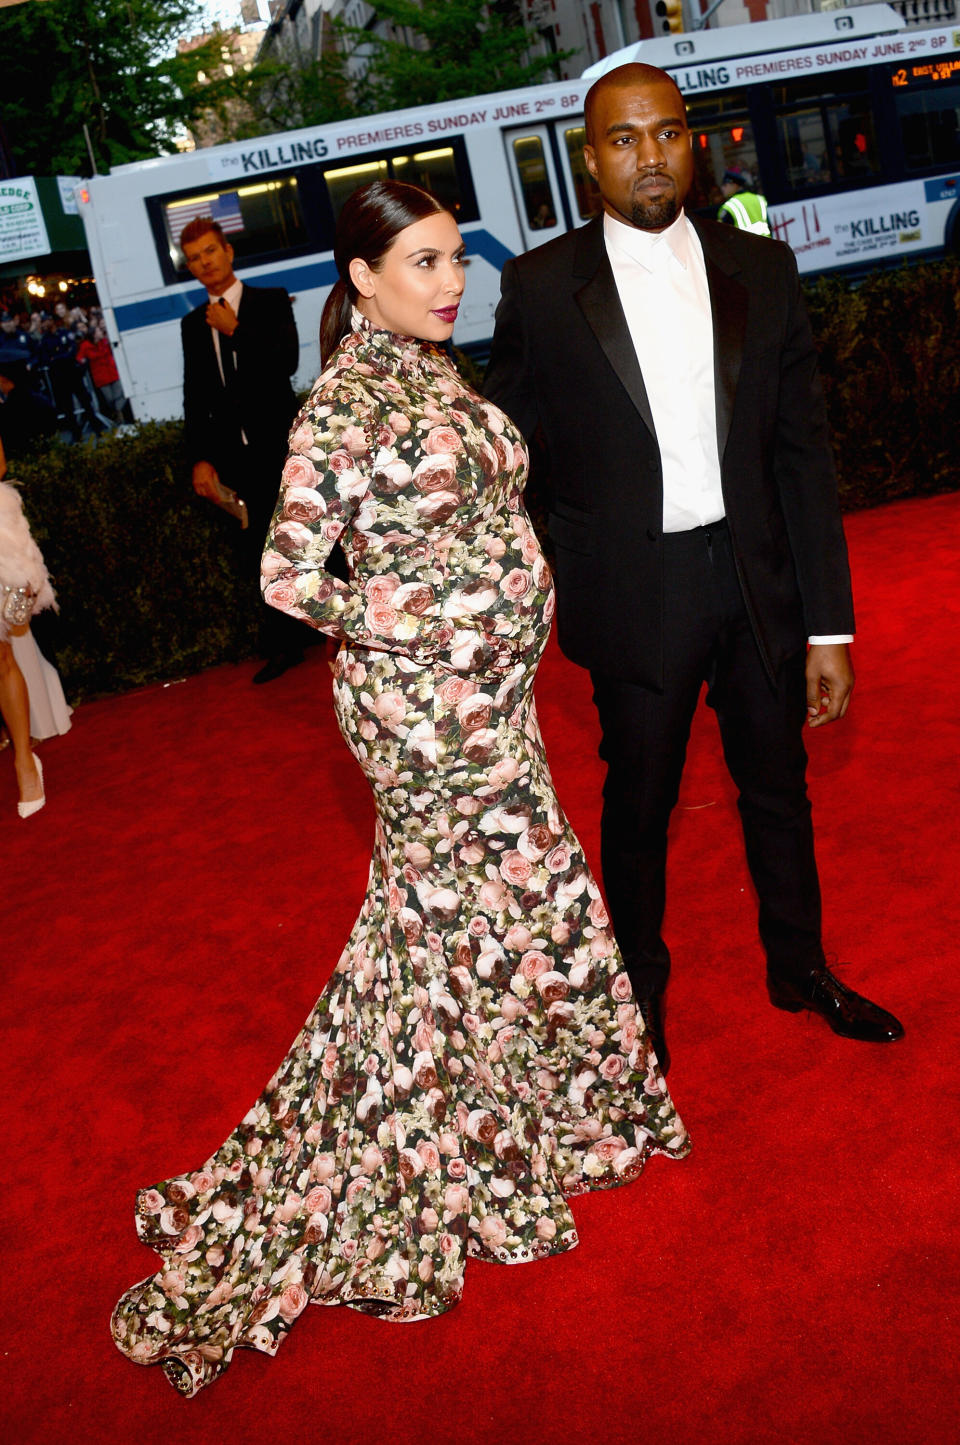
49, 362, 105, 440
590, 519, 824, 996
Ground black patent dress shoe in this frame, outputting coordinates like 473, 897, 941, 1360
767, 965, 904, 1042
636, 991, 670, 1075
252, 654, 303, 685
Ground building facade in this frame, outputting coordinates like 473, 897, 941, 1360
257, 0, 956, 85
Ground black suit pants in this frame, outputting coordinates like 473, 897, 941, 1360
590, 519, 824, 995
49, 362, 105, 440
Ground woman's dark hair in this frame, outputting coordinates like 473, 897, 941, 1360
319, 180, 448, 364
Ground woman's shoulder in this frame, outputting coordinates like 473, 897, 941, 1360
307, 342, 405, 415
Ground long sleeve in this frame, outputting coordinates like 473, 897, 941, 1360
771, 248, 854, 637
235, 289, 298, 380
181, 315, 212, 467
260, 371, 443, 663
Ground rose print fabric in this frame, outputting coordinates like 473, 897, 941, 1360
111, 315, 690, 1397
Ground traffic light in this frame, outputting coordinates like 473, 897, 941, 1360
655, 0, 684, 33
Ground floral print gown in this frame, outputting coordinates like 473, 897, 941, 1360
111, 314, 690, 1396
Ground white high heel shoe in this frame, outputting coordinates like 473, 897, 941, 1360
17, 753, 45, 818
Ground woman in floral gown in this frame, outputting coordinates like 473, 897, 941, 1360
111, 182, 690, 1396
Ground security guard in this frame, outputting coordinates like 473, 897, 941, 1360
717, 166, 771, 236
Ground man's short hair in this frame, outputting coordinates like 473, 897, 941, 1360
180, 217, 228, 252
584, 63, 686, 146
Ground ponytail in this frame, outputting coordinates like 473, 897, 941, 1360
319, 279, 354, 367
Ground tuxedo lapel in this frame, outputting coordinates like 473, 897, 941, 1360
573, 221, 657, 441
570, 216, 751, 454
694, 220, 748, 465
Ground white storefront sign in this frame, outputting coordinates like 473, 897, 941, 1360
0, 178, 51, 263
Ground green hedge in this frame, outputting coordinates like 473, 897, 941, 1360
8, 259, 959, 702
803, 257, 960, 509
11, 422, 260, 702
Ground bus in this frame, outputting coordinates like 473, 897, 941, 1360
76, 4, 959, 422
586, 5, 960, 272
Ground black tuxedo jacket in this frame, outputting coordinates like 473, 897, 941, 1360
484, 215, 854, 688
181, 283, 299, 504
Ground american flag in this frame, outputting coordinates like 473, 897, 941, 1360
168, 191, 244, 248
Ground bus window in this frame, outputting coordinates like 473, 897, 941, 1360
776, 106, 829, 189
895, 83, 960, 170
825, 99, 881, 183
511, 136, 557, 230
393, 147, 463, 214
162, 177, 308, 275
325, 145, 470, 221
563, 126, 602, 219
773, 75, 880, 189
325, 160, 389, 219
684, 94, 758, 211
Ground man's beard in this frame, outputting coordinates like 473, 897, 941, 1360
631, 195, 681, 231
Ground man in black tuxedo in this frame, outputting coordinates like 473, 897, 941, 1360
180, 217, 303, 683
485, 63, 903, 1069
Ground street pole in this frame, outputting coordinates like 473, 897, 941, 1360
83, 123, 99, 175
692, 0, 731, 30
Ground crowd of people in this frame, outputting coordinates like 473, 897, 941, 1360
0, 298, 128, 456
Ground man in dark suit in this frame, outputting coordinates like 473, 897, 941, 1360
180, 217, 303, 683
485, 63, 902, 1070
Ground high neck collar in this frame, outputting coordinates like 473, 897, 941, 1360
347, 306, 443, 380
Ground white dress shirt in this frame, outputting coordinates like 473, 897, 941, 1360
603, 210, 851, 646
604, 209, 722, 534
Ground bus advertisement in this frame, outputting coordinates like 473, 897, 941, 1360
76, 5, 960, 422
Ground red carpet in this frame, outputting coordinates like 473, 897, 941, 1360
5, 492, 960, 1444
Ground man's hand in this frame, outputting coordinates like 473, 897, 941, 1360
206, 298, 238, 336
806, 643, 854, 728
192, 460, 222, 501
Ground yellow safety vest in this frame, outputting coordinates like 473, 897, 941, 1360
718, 191, 771, 237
